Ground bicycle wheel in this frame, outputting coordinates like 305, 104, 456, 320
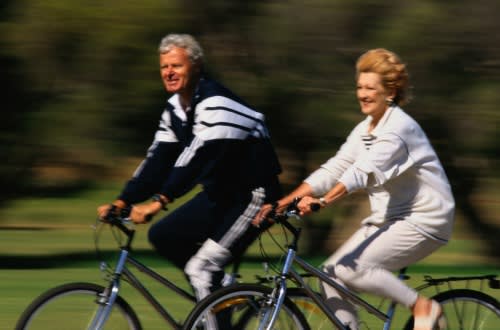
183, 283, 310, 329
16, 282, 142, 330
286, 288, 331, 329
403, 289, 500, 330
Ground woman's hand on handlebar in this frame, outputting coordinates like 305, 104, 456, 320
252, 195, 322, 227
252, 203, 276, 227
297, 196, 321, 216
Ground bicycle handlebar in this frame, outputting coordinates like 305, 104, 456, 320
266, 198, 320, 249
102, 205, 135, 238
310, 202, 321, 212
269, 197, 320, 221
101, 198, 319, 250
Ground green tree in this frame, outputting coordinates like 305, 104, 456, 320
1, 0, 498, 259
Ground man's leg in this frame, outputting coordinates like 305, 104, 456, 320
184, 187, 269, 300
148, 191, 216, 269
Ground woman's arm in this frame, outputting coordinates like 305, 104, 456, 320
252, 182, 314, 226
298, 181, 348, 215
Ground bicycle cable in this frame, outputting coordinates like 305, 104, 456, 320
92, 219, 106, 264
92, 219, 122, 277
257, 221, 294, 276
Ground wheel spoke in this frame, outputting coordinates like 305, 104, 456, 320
16, 283, 141, 330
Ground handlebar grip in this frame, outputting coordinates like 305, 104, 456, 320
103, 205, 132, 223
310, 203, 321, 212
120, 206, 132, 218
103, 204, 118, 222
144, 213, 154, 223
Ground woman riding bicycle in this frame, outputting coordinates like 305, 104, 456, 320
254, 48, 455, 330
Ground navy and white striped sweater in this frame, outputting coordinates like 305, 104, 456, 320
119, 77, 281, 204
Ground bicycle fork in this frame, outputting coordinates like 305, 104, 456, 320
88, 249, 129, 330
259, 248, 296, 330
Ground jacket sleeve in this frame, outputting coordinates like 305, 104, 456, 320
158, 95, 266, 201
118, 141, 183, 204
338, 132, 414, 193
117, 108, 183, 204
159, 136, 224, 201
304, 126, 360, 196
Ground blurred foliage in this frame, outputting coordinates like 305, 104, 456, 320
1, 0, 499, 258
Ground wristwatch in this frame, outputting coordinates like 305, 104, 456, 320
152, 194, 168, 210
319, 197, 327, 207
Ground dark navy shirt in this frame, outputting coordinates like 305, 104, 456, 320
119, 77, 281, 204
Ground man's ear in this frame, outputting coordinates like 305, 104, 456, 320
193, 62, 203, 75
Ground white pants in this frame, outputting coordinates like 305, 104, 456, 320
321, 220, 444, 330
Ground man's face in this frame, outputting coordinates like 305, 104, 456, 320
159, 46, 199, 96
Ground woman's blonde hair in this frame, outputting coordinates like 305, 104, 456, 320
356, 48, 411, 105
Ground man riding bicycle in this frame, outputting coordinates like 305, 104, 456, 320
98, 33, 282, 301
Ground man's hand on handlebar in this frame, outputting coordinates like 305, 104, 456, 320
97, 198, 163, 224
97, 200, 127, 222
129, 202, 163, 224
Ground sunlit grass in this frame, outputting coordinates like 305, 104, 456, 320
1, 182, 498, 329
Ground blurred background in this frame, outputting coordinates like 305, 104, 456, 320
1, 1, 499, 263
1, 1, 499, 328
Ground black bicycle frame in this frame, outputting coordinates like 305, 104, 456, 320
120, 255, 196, 329
292, 255, 389, 320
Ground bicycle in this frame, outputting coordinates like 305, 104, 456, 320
15, 206, 240, 330
183, 199, 500, 329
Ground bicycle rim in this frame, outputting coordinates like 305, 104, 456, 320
404, 289, 500, 330
440, 291, 499, 330
286, 288, 331, 329
184, 284, 310, 329
16, 282, 141, 330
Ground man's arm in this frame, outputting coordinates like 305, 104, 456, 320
118, 141, 183, 205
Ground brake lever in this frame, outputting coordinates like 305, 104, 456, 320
286, 210, 301, 220
121, 217, 135, 226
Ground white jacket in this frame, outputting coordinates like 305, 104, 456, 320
305, 106, 455, 241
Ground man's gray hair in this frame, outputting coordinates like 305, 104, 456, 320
158, 34, 204, 64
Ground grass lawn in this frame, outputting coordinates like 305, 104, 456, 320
3, 260, 499, 329
1, 182, 499, 329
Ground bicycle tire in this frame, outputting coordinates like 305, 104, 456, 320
286, 287, 332, 329
183, 283, 311, 329
15, 282, 142, 330
403, 289, 499, 330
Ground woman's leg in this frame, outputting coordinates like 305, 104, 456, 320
320, 225, 377, 330
321, 221, 444, 329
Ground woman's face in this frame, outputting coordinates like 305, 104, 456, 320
356, 72, 394, 121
